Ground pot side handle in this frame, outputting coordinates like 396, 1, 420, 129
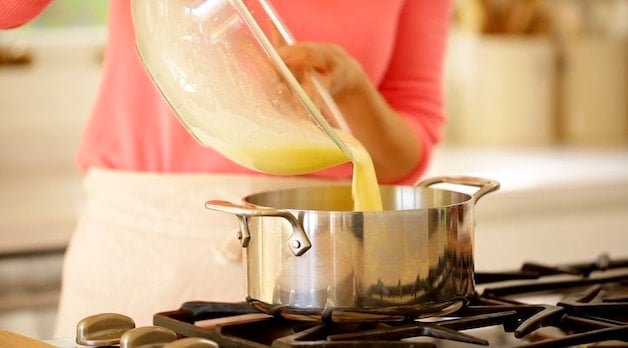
204, 200, 312, 256
416, 176, 500, 202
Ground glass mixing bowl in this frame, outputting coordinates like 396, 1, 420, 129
131, 0, 353, 174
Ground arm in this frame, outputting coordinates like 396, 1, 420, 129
377, 0, 453, 183
0, 0, 52, 29
279, 0, 452, 183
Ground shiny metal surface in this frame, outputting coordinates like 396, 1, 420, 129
206, 176, 499, 320
75, 313, 135, 346
119, 326, 177, 348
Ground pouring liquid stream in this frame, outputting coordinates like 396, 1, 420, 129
340, 130, 383, 212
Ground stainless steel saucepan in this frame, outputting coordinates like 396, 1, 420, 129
205, 176, 499, 321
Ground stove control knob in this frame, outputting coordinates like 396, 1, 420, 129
164, 337, 220, 348
76, 313, 136, 346
120, 326, 177, 348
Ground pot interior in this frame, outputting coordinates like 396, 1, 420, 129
243, 185, 471, 211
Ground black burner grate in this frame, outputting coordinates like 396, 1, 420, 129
154, 256, 628, 347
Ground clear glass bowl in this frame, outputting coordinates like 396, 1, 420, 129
131, 0, 352, 174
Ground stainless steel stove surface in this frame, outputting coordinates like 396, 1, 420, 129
149, 254, 628, 348
52, 254, 628, 348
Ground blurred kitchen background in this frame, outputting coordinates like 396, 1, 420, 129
0, 0, 626, 340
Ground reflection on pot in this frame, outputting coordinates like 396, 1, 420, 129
255, 198, 477, 321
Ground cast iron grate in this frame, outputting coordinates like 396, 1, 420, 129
153, 255, 628, 347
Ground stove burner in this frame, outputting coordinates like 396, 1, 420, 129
153, 256, 628, 347
154, 304, 503, 347
247, 297, 465, 323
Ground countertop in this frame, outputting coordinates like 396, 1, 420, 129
425, 145, 628, 270
425, 145, 628, 216
428, 145, 628, 189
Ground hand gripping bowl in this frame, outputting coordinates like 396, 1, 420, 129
131, 0, 353, 174
205, 176, 500, 321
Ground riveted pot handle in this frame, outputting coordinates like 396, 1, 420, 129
417, 176, 500, 202
205, 200, 311, 256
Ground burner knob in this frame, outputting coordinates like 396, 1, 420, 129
120, 326, 177, 348
164, 337, 220, 348
76, 313, 135, 346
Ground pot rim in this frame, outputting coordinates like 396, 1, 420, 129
240, 184, 485, 213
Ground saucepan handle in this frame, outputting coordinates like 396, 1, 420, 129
416, 176, 500, 203
205, 200, 311, 256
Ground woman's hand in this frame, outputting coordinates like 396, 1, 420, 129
277, 42, 421, 183
277, 42, 363, 99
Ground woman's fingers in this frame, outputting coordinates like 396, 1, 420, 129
278, 43, 329, 72
278, 42, 360, 96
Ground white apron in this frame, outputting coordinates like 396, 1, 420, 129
53, 168, 342, 337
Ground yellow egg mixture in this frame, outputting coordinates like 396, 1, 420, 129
219, 129, 383, 211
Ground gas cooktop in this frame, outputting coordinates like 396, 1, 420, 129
59, 254, 628, 348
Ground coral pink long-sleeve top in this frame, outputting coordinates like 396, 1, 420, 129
1, 0, 451, 184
